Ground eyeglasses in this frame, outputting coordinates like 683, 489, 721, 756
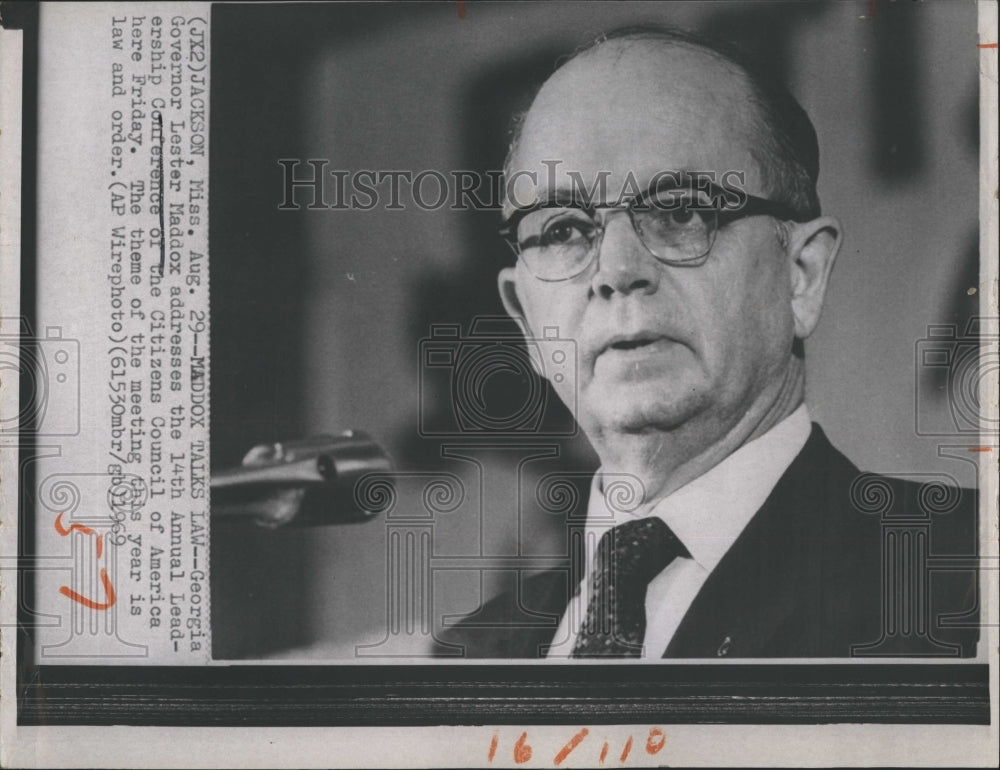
498, 176, 801, 282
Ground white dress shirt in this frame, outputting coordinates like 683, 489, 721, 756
545, 405, 812, 659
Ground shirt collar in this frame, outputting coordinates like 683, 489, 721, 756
586, 405, 812, 572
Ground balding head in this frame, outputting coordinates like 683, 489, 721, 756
504, 26, 820, 222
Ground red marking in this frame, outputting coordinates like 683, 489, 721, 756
868, 0, 876, 19
553, 728, 588, 765
59, 567, 116, 610
488, 733, 498, 762
969, 446, 993, 452
645, 727, 666, 755
513, 732, 533, 764
54, 511, 96, 537
978, 43, 998, 49
456, 0, 466, 19
95, 535, 104, 558
619, 735, 633, 763
599, 741, 609, 764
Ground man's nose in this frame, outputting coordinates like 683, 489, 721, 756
589, 213, 661, 299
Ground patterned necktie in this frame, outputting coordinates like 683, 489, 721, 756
571, 517, 689, 658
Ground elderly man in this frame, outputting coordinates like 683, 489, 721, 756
443, 27, 978, 658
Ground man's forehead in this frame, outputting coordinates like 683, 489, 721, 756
506, 41, 764, 209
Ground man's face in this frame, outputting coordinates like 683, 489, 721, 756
499, 43, 798, 445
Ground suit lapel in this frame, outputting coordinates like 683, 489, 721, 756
470, 426, 858, 659
443, 569, 571, 658
664, 425, 853, 657
509, 569, 574, 658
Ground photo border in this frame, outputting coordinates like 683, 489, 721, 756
15, 662, 992, 726
2, 0, 995, 739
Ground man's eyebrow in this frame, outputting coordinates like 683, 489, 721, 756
533, 174, 710, 209
532, 187, 594, 209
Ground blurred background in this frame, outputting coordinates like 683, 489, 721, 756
209, 1, 982, 659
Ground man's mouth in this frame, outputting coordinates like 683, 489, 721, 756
601, 333, 665, 354
609, 337, 658, 351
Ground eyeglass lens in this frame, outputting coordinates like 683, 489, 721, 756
515, 188, 718, 280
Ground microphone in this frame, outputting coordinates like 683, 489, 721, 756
210, 430, 393, 528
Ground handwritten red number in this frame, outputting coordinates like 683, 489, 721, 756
54, 511, 97, 538
619, 735, 633, 763
513, 732, 533, 764
491, 728, 662, 766
553, 728, 588, 765
54, 512, 114, 609
59, 567, 116, 610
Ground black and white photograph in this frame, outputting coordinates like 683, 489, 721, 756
209, 0, 987, 662
0, 1, 996, 767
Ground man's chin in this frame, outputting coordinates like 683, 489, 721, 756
581, 385, 710, 436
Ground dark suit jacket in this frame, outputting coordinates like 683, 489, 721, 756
439, 425, 979, 658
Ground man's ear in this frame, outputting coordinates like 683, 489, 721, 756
499, 266, 548, 376
786, 216, 842, 340
498, 266, 527, 326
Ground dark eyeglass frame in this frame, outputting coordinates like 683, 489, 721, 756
498, 175, 804, 281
